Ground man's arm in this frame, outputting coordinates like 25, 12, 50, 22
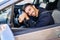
35, 13, 54, 27
30, 12, 54, 28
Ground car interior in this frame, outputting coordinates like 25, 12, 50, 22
0, 0, 60, 40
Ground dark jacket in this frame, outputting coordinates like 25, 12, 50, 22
24, 7, 54, 28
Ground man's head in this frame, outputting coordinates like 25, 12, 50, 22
22, 3, 38, 17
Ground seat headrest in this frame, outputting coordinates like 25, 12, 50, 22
52, 10, 60, 23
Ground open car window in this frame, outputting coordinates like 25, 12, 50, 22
0, 0, 59, 27
0, 8, 11, 24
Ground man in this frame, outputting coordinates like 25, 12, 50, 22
18, 3, 54, 28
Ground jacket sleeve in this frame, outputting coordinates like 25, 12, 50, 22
32, 12, 53, 28
23, 11, 54, 28
30, 11, 54, 28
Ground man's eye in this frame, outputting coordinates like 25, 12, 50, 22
29, 9, 31, 11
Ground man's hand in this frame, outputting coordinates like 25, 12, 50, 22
18, 12, 29, 23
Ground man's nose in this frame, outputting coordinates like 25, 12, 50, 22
28, 11, 31, 15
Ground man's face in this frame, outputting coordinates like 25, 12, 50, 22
25, 5, 36, 17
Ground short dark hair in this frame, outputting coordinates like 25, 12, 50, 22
22, 3, 33, 12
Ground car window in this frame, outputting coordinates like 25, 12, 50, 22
0, 7, 11, 24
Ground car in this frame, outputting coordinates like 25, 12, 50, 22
0, 0, 60, 40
